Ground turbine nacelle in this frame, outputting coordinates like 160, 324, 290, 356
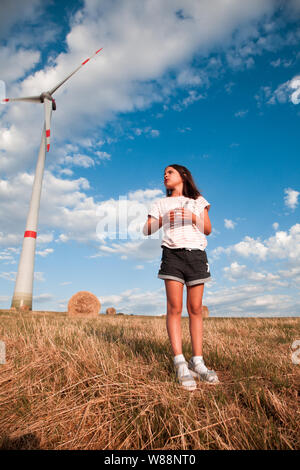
40, 92, 56, 111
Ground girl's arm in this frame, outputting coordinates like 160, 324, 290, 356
202, 207, 212, 235
143, 215, 163, 236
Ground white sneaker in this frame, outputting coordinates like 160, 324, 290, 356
188, 358, 219, 384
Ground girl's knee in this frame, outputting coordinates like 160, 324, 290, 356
187, 303, 203, 316
167, 305, 182, 316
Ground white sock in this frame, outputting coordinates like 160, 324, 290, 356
174, 354, 186, 364
174, 354, 190, 377
192, 356, 208, 373
192, 355, 203, 363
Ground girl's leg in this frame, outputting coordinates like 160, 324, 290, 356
164, 280, 184, 356
186, 283, 205, 356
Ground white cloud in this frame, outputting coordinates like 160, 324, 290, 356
96, 151, 111, 160
256, 75, 300, 107
150, 129, 160, 138
225, 81, 235, 94
226, 53, 255, 70
268, 81, 291, 104
59, 168, 74, 176
0, 247, 19, 263
234, 109, 248, 118
290, 76, 300, 104
36, 248, 54, 257
33, 293, 54, 303
0, 0, 44, 40
204, 282, 299, 317
99, 286, 166, 316
0, 171, 93, 248
173, 90, 205, 111
36, 233, 54, 245
284, 187, 300, 210
270, 58, 293, 68
0, 232, 22, 247
224, 218, 236, 229
283, 0, 300, 17
57, 234, 69, 243
97, 238, 162, 261
131, 127, 160, 139
34, 272, 45, 282
0, 270, 45, 282
0, 47, 41, 82
270, 58, 281, 67
223, 261, 286, 285
63, 154, 96, 168
272, 222, 279, 230
127, 188, 163, 203
0, 170, 165, 258
178, 127, 192, 133
57, 149, 111, 171
176, 68, 204, 86
0, 271, 16, 282
210, 228, 220, 238
211, 223, 300, 264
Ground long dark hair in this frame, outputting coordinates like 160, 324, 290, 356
165, 164, 202, 199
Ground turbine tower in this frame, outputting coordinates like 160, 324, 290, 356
2, 48, 103, 310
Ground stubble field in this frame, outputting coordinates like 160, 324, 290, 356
0, 311, 299, 450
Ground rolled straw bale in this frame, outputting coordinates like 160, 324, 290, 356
68, 291, 100, 317
202, 305, 209, 318
106, 307, 116, 316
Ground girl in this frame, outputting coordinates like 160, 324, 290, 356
143, 164, 218, 391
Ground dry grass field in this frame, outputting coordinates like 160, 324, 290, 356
0, 310, 299, 450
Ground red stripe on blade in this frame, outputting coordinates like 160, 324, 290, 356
47, 144, 50, 152
24, 231, 37, 239
2, 99, 9, 102
96, 48, 103, 54
81, 58, 90, 65
46, 129, 50, 137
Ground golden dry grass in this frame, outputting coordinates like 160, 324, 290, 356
0, 311, 299, 450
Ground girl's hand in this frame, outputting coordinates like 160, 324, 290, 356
143, 215, 162, 236
162, 208, 195, 226
181, 208, 196, 224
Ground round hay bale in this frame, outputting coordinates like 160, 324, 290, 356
68, 291, 100, 317
202, 305, 209, 318
106, 307, 116, 316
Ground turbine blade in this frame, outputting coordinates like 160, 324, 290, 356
44, 99, 52, 153
2, 95, 41, 103
49, 47, 103, 95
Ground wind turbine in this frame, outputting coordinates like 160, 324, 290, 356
2, 48, 103, 311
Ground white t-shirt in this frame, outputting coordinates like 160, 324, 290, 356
148, 195, 211, 250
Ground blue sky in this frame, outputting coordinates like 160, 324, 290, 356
0, 0, 299, 316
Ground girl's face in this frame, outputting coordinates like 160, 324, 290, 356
164, 166, 183, 189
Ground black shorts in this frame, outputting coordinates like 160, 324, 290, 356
158, 246, 212, 286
